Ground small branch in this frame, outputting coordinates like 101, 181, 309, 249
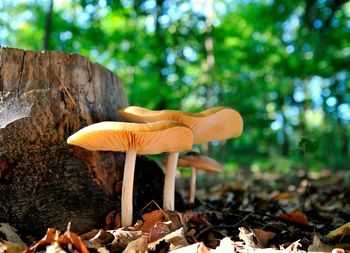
196, 211, 255, 239
55, 74, 76, 107
138, 199, 171, 222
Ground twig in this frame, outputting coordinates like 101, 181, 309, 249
55, 74, 76, 107
195, 211, 255, 239
138, 200, 171, 222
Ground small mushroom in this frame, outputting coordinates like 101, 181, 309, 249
67, 121, 193, 226
117, 106, 243, 211
177, 151, 223, 205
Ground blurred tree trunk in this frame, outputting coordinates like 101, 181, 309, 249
43, 0, 54, 50
154, 0, 169, 109
0, 47, 169, 238
201, 0, 215, 155
339, 122, 349, 158
281, 113, 290, 156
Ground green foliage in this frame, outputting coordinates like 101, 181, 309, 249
298, 137, 319, 155
0, 0, 349, 171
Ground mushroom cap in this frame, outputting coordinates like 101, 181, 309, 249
67, 121, 193, 155
177, 151, 223, 172
117, 106, 243, 144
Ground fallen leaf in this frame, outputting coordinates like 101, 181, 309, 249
1, 240, 28, 253
239, 227, 258, 248
105, 211, 122, 230
278, 210, 309, 225
169, 242, 201, 253
27, 227, 57, 252
252, 228, 276, 248
149, 221, 172, 242
108, 228, 142, 252
326, 222, 350, 240
122, 234, 148, 253
148, 227, 188, 252
165, 228, 189, 251
0, 223, 27, 250
86, 230, 113, 252
210, 237, 236, 252
137, 210, 165, 233
198, 242, 210, 253
308, 234, 333, 252
283, 240, 301, 252
59, 227, 89, 253
80, 229, 114, 246
45, 241, 65, 253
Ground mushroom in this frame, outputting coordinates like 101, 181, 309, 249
67, 121, 193, 226
177, 151, 223, 205
117, 106, 243, 211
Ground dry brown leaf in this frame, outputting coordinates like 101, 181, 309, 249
45, 242, 65, 253
238, 227, 258, 248
165, 241, 212, 253
26, 225, 89, 253
137, 210, 166, 233
80, 229, 113, 242
165, 210, 195, 230
165, 227, 189, 251
149, 221, 172, 242
1, 240, 28, 253
282, 240, 302, 252
0, 223, 27, 251
81, 230, 113, 252
59, 228, 89, 253
252, 228, 277, 248
278, 210, 309, 226
108, 227, 142, 252
105, 211, 122, 230
308, 234, 333, 252
148, 227, 188, 252
198, 242, 210, 253
122, 234, 148, 253
27, 227, 57, 252
210, 237, 236, 252
169, 242, 201, 252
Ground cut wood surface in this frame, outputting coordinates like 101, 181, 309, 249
0, 47, 169, 237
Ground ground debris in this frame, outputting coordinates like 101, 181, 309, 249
3, 171, 350, 252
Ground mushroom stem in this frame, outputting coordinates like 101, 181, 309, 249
121, 149, 137, 227
189, 166, 197, 204
163, 151, 179, 210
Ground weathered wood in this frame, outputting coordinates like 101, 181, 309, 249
0, 47, 173, 238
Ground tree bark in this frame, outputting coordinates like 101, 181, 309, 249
0, 47, 170, 238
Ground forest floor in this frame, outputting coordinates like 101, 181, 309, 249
1, 169, 350, 252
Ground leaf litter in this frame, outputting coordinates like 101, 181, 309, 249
2, 170, 350, 252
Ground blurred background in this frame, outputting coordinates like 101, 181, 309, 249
1, 0, 349, 178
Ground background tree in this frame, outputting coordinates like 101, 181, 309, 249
1, 0, 349, 173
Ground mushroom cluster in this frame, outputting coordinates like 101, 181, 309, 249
117, 106, 243, 211
67, 121, 193, 226
67, 105, 243, 227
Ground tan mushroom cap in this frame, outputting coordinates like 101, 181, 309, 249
177, 152, 223, 172
67, 121, 193, 155
117, 106, 243, 144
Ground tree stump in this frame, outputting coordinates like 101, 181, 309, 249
0, 47, 169, 238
